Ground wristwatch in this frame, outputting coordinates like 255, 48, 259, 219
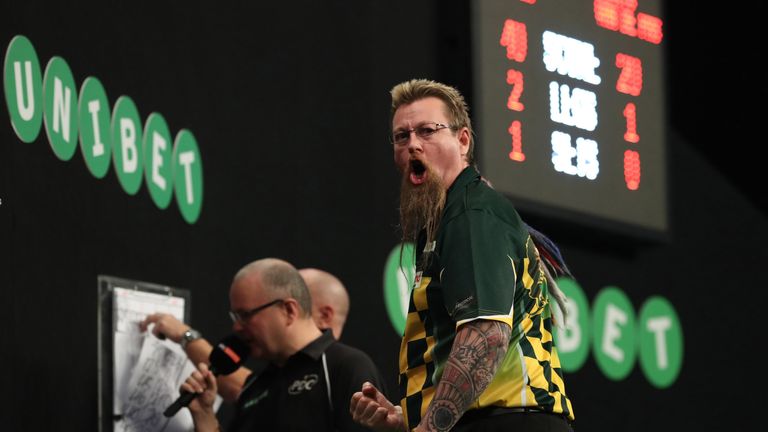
180, 328, 202, 349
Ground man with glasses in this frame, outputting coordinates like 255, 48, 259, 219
141, 267, 353, 403
172, 258, 386, 431
182, 258, 383, 431
349, 79, 574, 431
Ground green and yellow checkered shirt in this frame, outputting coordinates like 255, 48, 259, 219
398, 167, 574, 429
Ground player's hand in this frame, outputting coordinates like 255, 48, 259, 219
350, 381, 405, 432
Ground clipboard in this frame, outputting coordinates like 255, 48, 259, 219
97, 275, 192, 432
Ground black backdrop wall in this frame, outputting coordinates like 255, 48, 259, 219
1, 1, 766, 430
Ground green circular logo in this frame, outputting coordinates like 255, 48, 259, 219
553, 277, 590, 372
3, 35, 43, 143
78, 77, 112, 178
143, 113, 173, 209
592, 286, 636, 380
382, 243, 415, 335
111, 96, 144, 195
173, 129, 203, 224
638, 296, 683, 388
43, 56, 79, 161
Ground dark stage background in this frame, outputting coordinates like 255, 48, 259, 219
1, 1, 766, 430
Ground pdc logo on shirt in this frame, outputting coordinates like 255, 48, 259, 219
288, 374, 319, 395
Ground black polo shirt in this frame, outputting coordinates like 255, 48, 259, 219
227, 330, 386, 432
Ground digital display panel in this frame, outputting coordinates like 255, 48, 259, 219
473, 0, 667, 235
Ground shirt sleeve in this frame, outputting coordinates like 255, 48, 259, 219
439, 209, 527, 325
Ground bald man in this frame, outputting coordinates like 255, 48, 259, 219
300, 268, 349, 339
181, 258, 385, 432
141, 267, 354, 402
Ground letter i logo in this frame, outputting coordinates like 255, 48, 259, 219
78, 77, 112, 178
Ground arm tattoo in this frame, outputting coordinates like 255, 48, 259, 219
422, 320, 512, 431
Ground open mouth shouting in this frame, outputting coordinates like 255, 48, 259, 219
409, 159, 427, 185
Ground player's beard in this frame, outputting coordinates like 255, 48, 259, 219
399, 164, 446, 248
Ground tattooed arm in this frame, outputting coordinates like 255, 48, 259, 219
415, 320, 512, 432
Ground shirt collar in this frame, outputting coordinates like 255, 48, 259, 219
297, 328, 335, 360
446, 166, 479, 200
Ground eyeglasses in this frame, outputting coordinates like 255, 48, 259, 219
391, 122, 455, 146
228, 299, 284, 323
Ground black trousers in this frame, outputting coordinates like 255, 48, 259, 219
453, 409, 574, 432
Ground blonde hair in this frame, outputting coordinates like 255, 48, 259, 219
391, 79, 475, 165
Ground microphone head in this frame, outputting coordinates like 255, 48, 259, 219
209, 333, 250, 375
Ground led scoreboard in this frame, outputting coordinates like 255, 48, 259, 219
473, 0, 667, 235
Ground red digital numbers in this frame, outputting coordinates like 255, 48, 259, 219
615, 53, 642, 96
500, 19, 528, 163
623, 103, 640, 143
499, 19, 528, 62
506, 69, 525, 111
617, 51, 642, 189
508, 120, 526, 161
597, 2, 663, 190
623, 150, 641, 190
636, 13, 663, 44
594, 0, 663, 44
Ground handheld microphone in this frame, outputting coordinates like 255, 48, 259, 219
163, 333, 250, 417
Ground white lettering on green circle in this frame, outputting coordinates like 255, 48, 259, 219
553, 277, 590, 372
3, 35, 43, 143
111, 96, 144, 195
78, 77, 112, 178
43, 56, 78, 161
592, 286, 636, 380
144, 112, 173, 209
638, 296, 683, 388
173, 129, 203, 224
